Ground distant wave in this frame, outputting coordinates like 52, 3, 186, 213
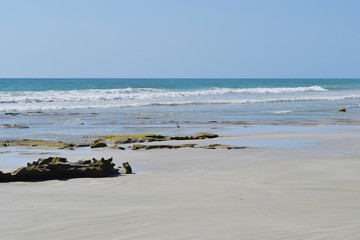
1, 94, 360, 112
0, 86, 327, 104
262, 110, 295, 114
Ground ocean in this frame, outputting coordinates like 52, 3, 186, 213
0, 78, 360, 142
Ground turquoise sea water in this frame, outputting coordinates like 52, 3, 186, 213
0, 78, 359, 142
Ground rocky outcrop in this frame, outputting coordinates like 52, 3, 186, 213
1, 139, 73, 149
97, 133, 219, 144
200, 144, 248, 150
90, 141, 107, 148
98, 134, 166, 144
0, 157, 131, 182
131, 144, 197, 150
193, 133, 219, 139
130, 143, 245, 150
170, 133, 219, 140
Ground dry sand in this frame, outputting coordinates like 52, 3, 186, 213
1, 132, 360, 240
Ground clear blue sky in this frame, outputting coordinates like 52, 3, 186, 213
0, 0, 359, 78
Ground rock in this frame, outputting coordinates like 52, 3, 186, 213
179, 144, 197, 148
5, 113, 20, 116
118, 162, 132, 174
0, 157, 121, 182
0, 124, 29, 129
339, 108, 347, 112
110, 146, 126, 150
199, 144, 248, 150
193, 133, 218, 139
132, 143, 197, 150
90, 141, 107, 148
0, 139, 71, 149
132, 144, 176, 150
98, 134, 166, 144
170, 136, 194, 140
0, 171, 13, 181
76, 144, 91, 148
169, 133, 219, 140
132, 144, 147, 150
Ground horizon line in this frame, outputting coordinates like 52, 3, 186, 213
1, 77, 360, 79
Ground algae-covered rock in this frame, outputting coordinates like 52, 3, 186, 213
92, 133, 218, 145
200, 144, 248, 150
98, 134, 166, 144
193, 133, 218, 139
132, 144, 173, 150
0, 139, 71, 149
91, 141, 107, 148
109, 145, 126, 150
0, 157, 124, 182
170, 133, 218, 140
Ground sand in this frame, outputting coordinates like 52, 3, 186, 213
1, 130, 360, 239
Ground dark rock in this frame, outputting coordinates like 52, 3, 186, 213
132, 144, 175, 150
0, 171, 13, 181
0, 157, 121, 182
132, 143, 197, 150
199, 144, 248, 150
180, 144, 197, 148
0, 124, 29, 129
118, 162, 132, 174
76, 144, 91, 148
170, 136, 194, 140
5, 113, 20, 116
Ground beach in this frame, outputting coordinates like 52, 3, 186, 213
1, 125, 360, 240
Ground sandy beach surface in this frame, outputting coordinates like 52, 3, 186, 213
1, 128, 360, 240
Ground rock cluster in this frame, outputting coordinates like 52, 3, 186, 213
170, 133, 219, 140
130, 143, 247, 150
99, 134, 166, 144
0, 157, 131, 182
97, 133, 218, 144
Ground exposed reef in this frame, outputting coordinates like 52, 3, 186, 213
0, 157, 132, 182
130, 144, 247, 150
96, 133, 219, 144
97, 134, 167, 144
1, 139, 73, 149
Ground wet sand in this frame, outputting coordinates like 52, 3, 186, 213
1, 130, 360, 239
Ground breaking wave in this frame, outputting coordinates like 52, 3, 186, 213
0, 86, 327, 104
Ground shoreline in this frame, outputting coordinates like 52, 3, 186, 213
0, 124, 359, 170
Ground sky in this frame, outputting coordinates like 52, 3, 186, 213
0, 0, 359, 78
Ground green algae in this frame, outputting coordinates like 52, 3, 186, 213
1, 139, 72, 149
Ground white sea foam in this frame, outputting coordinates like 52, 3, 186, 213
1, 94, 360, 112
262, 110, 295, 114
2, 86, 360, 112
0, 86, 327, 104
